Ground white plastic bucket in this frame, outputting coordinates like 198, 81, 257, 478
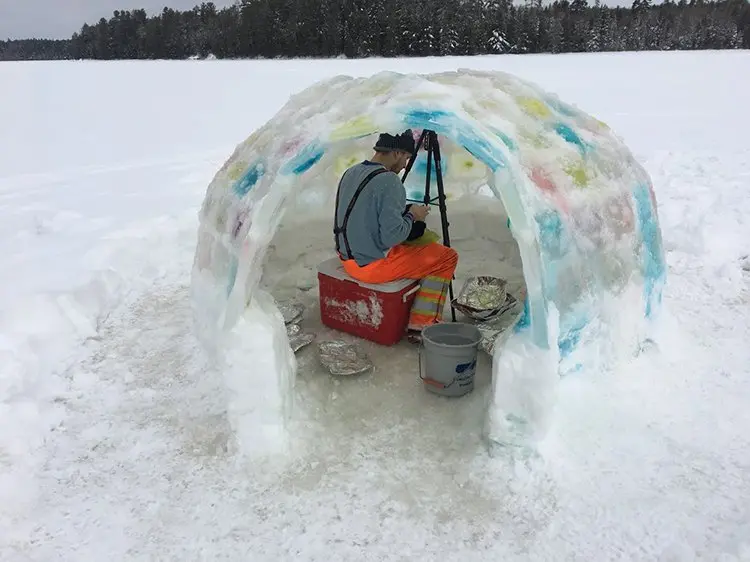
418, 322, 482, 397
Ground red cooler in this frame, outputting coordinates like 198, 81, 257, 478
317, 257, 420, 346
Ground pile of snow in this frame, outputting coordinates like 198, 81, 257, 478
0, 139, 223, 552
0, 210, 200, 534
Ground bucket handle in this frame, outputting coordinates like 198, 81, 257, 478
418, 342, 457, 390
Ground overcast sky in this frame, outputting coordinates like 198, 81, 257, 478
0, 0, 235, 40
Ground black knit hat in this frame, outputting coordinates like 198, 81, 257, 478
373, 129, 415, 154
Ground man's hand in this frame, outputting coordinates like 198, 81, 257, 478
410, 204, 429, 222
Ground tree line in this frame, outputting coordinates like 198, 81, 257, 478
1, 0, 748, 61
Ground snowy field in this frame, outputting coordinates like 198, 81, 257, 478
2, 50, 750, 560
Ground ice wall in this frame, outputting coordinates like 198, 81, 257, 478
190, 69, 666, 453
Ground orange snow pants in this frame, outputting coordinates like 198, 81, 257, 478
342, 242, 458, 331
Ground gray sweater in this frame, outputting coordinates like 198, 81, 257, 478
334, 161, 414, 266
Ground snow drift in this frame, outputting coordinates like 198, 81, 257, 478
190, 68, 667, 452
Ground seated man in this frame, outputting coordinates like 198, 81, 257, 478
333, 129, 458, 340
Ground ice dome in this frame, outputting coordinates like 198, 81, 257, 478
190, 69, 666, 450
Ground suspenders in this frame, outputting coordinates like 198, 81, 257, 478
333, 167, 389, 260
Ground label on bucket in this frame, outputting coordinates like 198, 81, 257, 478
455, 359, 477, 387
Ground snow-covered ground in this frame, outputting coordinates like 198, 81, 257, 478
2, 50, 750, 560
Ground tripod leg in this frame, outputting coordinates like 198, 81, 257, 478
430, 131, 457, 322
401, 129, 427, 184
424, 135, 432, 205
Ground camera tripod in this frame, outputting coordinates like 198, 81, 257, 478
401, 129, 457, 322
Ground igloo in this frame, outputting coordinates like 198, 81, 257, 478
190, 69, 666, 453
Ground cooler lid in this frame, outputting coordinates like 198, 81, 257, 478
317, 257, 417, 293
